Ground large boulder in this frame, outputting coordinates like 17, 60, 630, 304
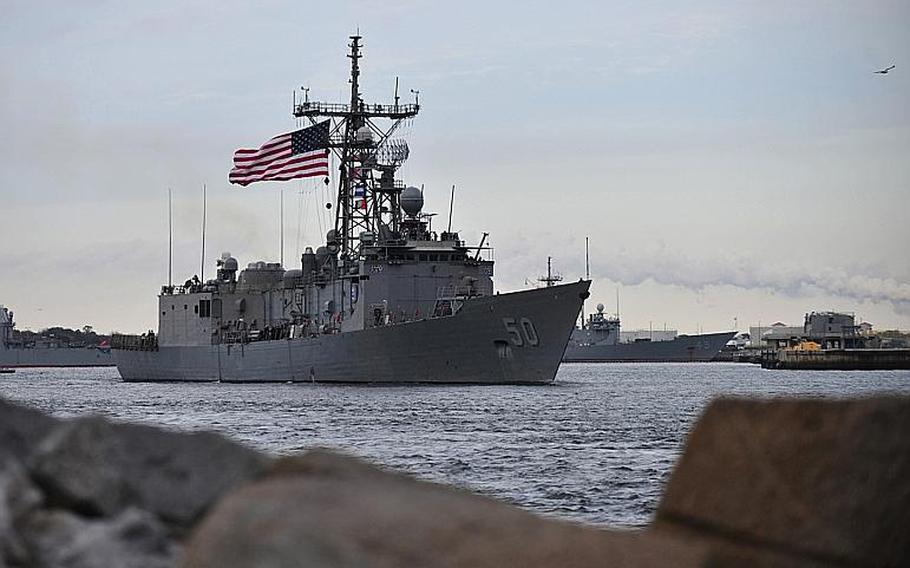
30, 416, 269, 527
184, 449, 708, 568
20, 507, 179, 568
0, 399, 60, 463
0, 458, 43, 566
654, 396, 910, 567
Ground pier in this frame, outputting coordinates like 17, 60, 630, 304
763, 348, 910, 370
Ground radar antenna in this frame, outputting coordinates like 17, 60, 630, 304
375, 138, 410, 167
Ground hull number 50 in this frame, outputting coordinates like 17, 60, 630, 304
502, 317, 540, 347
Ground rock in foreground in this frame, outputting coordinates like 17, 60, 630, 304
3, 395, 909, 568
0, 398, 269, 567
654, 396, 910, 567
31, 416, 269, 526
183, 450, 706, 567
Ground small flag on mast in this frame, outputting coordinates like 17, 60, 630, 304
353, 184, 367, 210
229, 121, 330, 186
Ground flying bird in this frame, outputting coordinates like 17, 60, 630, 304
874, 64, 896, 74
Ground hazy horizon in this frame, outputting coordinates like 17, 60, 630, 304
2, 1, 908, 334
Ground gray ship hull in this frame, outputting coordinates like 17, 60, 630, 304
563, 331, 735, 363
116, 281, 589, 384
0, 347, 113, 368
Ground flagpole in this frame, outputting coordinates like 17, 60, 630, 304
279, 187, 284, 266
582, 236, 589, 328
168, 188, 173, 289
447, 184, 456, 233
200, 183, 207, 280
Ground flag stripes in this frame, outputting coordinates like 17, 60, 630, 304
229, 122, 330, 186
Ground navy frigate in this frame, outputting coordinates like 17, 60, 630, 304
1, 305, 113, 368
113, 35, 589, 384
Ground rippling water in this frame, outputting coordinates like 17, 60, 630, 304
2, 363, 909, 527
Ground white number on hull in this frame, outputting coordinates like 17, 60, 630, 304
502, 317, 540, 347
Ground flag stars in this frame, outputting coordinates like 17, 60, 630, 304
291, 122, 330, 156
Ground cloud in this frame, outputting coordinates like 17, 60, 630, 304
0, 239, 162, 279
593, 246, 910, 314
487, 235, 910, 318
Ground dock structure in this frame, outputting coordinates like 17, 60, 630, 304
763, 348, 910, 370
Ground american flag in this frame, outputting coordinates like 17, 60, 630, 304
229, 121, 330, 186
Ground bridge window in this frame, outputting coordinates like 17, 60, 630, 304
199, 299, 211, 318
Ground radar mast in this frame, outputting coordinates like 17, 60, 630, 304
293, 35, 420, 266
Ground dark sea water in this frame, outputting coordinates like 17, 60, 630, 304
2, 363, 909, 527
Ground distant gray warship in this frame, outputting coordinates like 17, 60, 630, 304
564, 304, 734, 362
1, 305, 113, 368
113, 35, 589, 384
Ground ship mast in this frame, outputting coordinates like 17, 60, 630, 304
539, 256, 564, 288
293, 35, 419, 267
582, 236, 589, 328
340, 34, 361, 258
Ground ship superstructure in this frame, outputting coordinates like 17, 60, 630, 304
113, 36, 589, 383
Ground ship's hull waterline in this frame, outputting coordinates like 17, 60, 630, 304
0, 348, 113, 368
563, 330, 735, 363
116, 281, 589, 384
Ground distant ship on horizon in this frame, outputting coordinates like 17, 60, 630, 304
1, 305, 113, 368
563, 303, 735, 363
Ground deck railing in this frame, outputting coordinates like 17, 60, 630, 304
111, 333, 159, 352
293, 101, 419, 118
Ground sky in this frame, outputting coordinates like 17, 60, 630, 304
1, 0, 908, 334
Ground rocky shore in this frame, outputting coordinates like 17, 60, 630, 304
1, 395, 907, 567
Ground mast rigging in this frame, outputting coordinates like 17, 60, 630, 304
293, 35, 420, 266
